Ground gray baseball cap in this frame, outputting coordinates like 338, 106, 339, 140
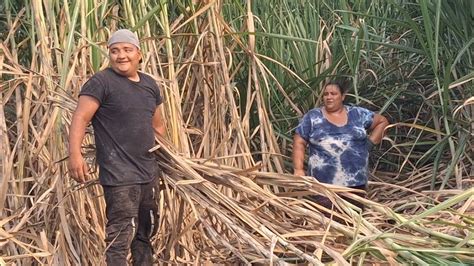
107, 29, 140, 49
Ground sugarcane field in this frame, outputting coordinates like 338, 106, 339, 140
1, 0, 473, 265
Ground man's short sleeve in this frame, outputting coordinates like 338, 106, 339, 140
79, 76, 107, 104
142, 73, 163, 106
154, 84, 163, 106
295, 112, 312, 142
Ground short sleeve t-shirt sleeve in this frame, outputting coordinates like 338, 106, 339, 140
80, 76, 108, 104
295, 106, 375, 186
295, 110, 317, 142
355, 107, 374, 129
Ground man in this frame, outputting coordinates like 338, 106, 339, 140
68, 29, 165, 265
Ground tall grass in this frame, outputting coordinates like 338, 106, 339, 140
0, 0, 472, 264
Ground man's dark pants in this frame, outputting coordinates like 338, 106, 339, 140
102, 178, 159, 265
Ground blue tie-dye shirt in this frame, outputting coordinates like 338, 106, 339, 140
295, 105, 374, 186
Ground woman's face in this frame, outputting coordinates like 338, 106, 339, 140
323, 84, 345, 111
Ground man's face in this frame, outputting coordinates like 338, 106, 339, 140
108, 43, 142, 78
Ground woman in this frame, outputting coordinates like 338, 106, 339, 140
292, 81, 389, 210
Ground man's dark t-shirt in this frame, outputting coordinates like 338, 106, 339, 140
79, 68, 162, 186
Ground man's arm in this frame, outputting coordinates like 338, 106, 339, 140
292, 134, 307, 176
368, 113, 389, 145
152, 106, 166, 137
68, 95, 100, 183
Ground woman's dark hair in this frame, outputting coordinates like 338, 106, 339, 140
324, 81, 347, 94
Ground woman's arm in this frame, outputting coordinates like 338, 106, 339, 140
292, 134, 308, 176
368, 113, 389, 145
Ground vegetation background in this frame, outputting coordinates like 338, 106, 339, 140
1, 0, 472, 264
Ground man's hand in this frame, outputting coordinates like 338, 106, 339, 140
68, 153, 89, 183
